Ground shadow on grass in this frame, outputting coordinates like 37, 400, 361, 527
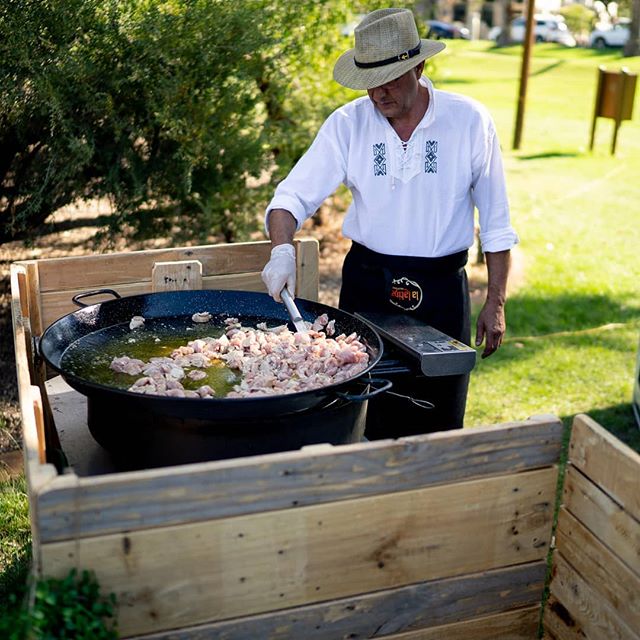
530, 60, 565, 76
435, 78, 475, 85
487, 43, 520, 54
571, 47, 629, 60
487, 43, 576, 56
474, 325, 635, 372
516, 151, 582, 160
577, 403, 640, 452
470, 291, 639, 374
505, 291, 639, 337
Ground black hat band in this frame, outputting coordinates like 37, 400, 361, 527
354, 42, 421, 69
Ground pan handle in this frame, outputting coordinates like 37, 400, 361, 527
336, 377, 393, 402
72, 289, 122, 308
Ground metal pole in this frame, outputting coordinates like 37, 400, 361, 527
513, 0, 536, 150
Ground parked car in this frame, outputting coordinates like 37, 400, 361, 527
426, 20, 470, 40
489, 15, 576, 47
589, 18, 631, 49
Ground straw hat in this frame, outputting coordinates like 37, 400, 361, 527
333, 8, 445, 91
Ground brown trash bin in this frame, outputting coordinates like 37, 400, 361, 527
589, 66, 637, 154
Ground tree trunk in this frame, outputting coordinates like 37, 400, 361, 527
496, 0, 512, 47
624, 0, 640, 57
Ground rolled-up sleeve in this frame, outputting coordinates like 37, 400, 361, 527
471, 122, 519, 253
265, 117, 347, 234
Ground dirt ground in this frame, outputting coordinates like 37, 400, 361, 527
0, 199, 518, 455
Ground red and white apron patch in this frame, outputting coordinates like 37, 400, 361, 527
389, 276, 423, 311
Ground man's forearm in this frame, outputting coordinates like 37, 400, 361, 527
484, 250, 511, 305
267, 209, 297, 246
475, 249, 511, 358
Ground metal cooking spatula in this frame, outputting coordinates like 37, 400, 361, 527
280, 287, 307, 333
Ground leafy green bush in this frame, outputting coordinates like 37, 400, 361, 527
0, 0, 414, 246
1, 0, 269, 244
0, 569, 117, 640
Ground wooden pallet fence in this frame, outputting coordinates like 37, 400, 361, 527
543, 414, 640, 640
34, 418, 562, 639
18, 239, 319, 331
11, 240, 567, 639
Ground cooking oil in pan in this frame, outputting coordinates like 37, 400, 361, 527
61, 318, 240, 395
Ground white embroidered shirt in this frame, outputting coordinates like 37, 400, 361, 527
266, 77, 518, 258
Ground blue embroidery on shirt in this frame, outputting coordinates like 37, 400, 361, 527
425, 140, 437, 174
373, 143, 386, 176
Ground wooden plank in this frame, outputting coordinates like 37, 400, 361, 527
555, 508, 640, 632
13, 267, 60, 465
374, 607, 540, 640
569, 414, 640, 522
296, 237, 319, 301
10, 266, 58, 490
130, 602, 541, 640
28, 238, 319, 326
30, 238, 317, 293
13, 263, 62, 455
32, 388, 46, 464
15, 269, 36, 391
30, 241, 274, 292
549, 553, 639, 640
24, 260, 44, 335
16, 266, 30, 317
39, 272, 266, 329
543, 596, 587, 640
562, 466, 640, 577
10, 266, 58, 576
39, 470, 555, 636
38, 400, 562, 541
151, 260, 203, 292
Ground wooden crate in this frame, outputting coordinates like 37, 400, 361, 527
543, 414, 640, 640
11, 241, 566, 639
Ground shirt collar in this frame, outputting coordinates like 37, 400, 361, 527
371, 75, 436, 131
417, 76, 436, 129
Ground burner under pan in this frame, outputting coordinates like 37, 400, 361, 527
87, 392, 368, 470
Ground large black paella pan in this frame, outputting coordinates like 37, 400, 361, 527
38, 289, 387, 465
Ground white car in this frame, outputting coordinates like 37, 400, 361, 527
489, 15, 576, 47
589, 19, 631, 49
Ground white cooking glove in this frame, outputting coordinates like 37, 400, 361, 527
261, 243, 296, 302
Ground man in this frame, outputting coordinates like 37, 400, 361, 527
261, 8, 518, 438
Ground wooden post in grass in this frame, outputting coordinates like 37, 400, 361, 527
512, 0, 536, 149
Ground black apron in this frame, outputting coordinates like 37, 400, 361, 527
339, 242, 471, 439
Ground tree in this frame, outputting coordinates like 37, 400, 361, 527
624, 0, 640, 56
495, 0, 514, 47
0, 0, 414, 246
0, 0, 271, 244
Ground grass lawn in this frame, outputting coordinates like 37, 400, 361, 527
434, 41, 640, 450
0, 477, 30, 615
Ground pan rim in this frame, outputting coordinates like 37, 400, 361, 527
39, 289, 385, 407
